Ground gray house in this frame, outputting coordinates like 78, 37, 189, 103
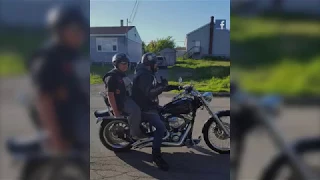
185, 16, 230, 59
90, 21, 143, 64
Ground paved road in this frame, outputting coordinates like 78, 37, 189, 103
90, 84, 230, 180
1, 77, 319, 180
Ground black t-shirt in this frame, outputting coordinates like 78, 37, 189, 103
103, 69, 127, 111
30, 42, 90, 145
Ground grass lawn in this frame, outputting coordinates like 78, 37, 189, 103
0, 52, 26, 77
90, 64, 114, 84
90, 63, 135, 84
0, 28, 46, 77
232, 15, 320, 96
90, 59, 230, 93
167, 58, 230, 92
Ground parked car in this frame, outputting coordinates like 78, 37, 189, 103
156, 56, 168, 69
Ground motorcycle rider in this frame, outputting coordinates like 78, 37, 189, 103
131, 52, 170, 171
8, 5, 90, 162
103, 53, 143, 139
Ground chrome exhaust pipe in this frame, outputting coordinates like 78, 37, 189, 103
162, 124, 192, 146
133, 124, 192, 148
132, 131, 170, 148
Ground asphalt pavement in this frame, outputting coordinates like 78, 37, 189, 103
1, 77, 319, 180
90, 84, 230, 180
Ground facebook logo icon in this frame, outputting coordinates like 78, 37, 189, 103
215, 19, 226, 30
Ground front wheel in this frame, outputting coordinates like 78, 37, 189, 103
203, 110, 230, 154
99, 119, 132, 152
260, 137, 320, 180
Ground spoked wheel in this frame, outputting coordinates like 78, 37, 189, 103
99, 119, 132, 152
260, 138, 320, 180
203, 110, 230, 154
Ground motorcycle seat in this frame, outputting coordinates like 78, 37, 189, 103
94, 109, 111, 117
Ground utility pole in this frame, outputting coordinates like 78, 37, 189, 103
126, 18, 129, 56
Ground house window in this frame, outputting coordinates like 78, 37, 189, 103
96, 37, 118, 52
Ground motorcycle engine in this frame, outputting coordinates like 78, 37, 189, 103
166, 116, 189, 142
167, 116, 186, 129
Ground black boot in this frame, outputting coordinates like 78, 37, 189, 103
152, 148, 169, 171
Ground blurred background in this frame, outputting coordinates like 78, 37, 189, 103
1, 0, 319, 179
231, 0, 320, 179
0, 0, 89, 179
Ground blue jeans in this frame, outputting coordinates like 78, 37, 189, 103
123, 97, 142, 137
142, 110, 166, 150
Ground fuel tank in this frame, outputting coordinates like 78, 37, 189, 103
162, 97, 194, 115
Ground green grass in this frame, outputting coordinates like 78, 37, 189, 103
0, 52, 26, 77
167, 58, 230, 92
90, 64, 113, 84
90, 63, 134, 84
0, 28, 46, 76
232, 15, 320, 96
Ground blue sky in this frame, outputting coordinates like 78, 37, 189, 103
90, 0, 230, 47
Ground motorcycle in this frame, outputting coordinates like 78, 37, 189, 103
94, 77, 230, 153
231, 88, 320, 180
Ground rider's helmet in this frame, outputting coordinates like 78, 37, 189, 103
141, 52, 158, 72
46, 5, 87, 33
112, 53, 130, 68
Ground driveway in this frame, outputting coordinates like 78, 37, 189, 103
90, 84, 230, 180
1, 77, 319, 180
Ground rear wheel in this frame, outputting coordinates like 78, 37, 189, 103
99, 119, 132, 152
203, 110, 230, 154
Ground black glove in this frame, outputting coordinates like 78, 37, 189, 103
164, 85, 180, 92
160, 76, 168, 87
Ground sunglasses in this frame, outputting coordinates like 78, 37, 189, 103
120, 62, 128, 65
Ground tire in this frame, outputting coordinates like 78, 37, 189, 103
203, 110, 230, 154
260, 137, 320, 180
99, 119, 132, 152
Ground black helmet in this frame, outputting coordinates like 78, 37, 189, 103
141, 52, 157, 66
46, 5, 87, 32
112, 53, 130, 68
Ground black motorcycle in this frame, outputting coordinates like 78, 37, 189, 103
94, 78, 230, 153
231, 88, 320, 180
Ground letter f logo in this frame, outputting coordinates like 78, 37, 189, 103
220, 21, 225, 30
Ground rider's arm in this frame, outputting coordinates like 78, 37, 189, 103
32, 58, 68, 151
36, 91, 67, 151
138, 74, 166, 98
104, 76, 121, 116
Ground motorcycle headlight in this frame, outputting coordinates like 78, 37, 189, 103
260, 95, 283, 116
202, 92, 213, 103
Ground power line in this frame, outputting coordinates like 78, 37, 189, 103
129, 0, 138, 23
130, 1, 140, 24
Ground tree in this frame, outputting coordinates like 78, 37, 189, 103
142, 41, 147, 54
144, 36, 176, 54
